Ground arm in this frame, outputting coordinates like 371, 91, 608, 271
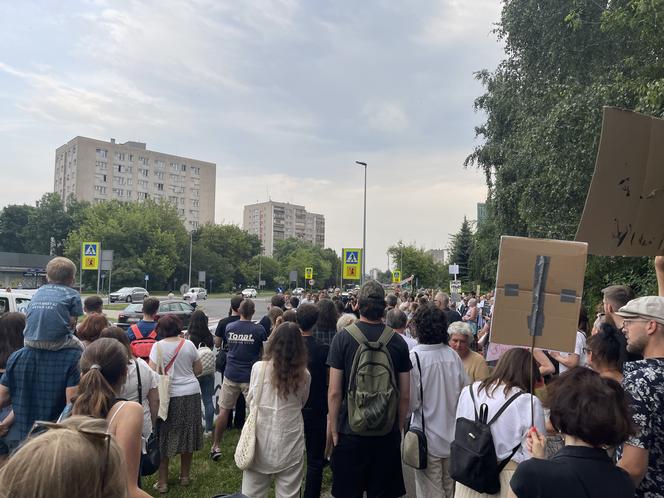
549, 351, 579, 369
618, 444, 649, 487
327, 368, 344, 446
656, 256, 664, 297
192, 359, 203, 377
214, 336, 222, 349
147, 387, 159, 428
113, 402, 152, 498
533, 349, 555, 376
0, 384, 10, 409
398, 371, 411, 431
0, 409, 14, 436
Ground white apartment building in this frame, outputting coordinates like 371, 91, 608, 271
243, 201, 325, 256
54, 137, 216, 229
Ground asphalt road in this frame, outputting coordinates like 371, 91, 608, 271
195, 296, 270, 323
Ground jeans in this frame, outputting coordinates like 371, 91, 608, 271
302, 412, 326, 498
198, 374, 215, 432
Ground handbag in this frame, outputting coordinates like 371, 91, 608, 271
197, 344, 216, 377
234, 362, 266, 470
134, 360, 161, 476
402, 352, 428, 469
155, 340, 185, 421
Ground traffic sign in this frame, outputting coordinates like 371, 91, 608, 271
392, 270, 401, 283
449, 264, 459, 276
342, 248, 362, 280
144, 274, 149, 281
304, 267, 313, 280
81, 242, 100, 270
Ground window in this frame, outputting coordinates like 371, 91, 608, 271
114, 177, 125, 186
94, 185, 107, 194
189, 209, 199, 218
140, 157, 149, 166
96, 148, 108, 159
113, 188, 124, 197
169, 196, 178, 204
129, 154, 134, 162
180, 197, 185, 205
155, 160, 165, 170
138, 180, 148, 188
156, 183, 164, 191
126, 178, 133, 186
126, 190, 132, 198
181, 164, 186, 172
191, 199, 199, 207
189, 220, 199, 229
191, 166, 200, 175
178, 208, 185, 215
140, 168, 149, 177
95, 174, 107, 183
137, 192, 148, 200
115, 152, 126, 161
96, 161, 108, 171
154, 171, 164, 179
191, 189, 199, 198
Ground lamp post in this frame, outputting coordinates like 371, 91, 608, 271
356, 161, 367, 285
188, 230, 193, 288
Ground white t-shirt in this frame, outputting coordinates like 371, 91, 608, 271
398, 332, 418, 351
120, 358, 159, 438
149, 339, 201, 397
557, 331, 587, 374
456, 382, 546, 463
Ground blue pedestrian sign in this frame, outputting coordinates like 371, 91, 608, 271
345, 251, 359, 264
84, 244, 97, 256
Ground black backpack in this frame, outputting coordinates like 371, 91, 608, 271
450, 386, 524, 494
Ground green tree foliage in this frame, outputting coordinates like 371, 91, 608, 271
274, 239, 341, 289
448, 218, 474, 281
0, 204, 35, 253
387, 242, 447, 289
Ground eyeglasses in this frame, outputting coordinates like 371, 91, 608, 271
29, 420, 111, 491
621, 318, 651, 330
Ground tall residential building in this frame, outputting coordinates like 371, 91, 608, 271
243, 201, 325, 256
54, 136, 216, 229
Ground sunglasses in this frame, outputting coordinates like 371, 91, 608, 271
29, 420, 111, 491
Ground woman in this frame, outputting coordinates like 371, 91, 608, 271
0, 415, 126, 497
186, 309, 215, 435
76, 314, 110, 347
461, 298, 479, 335
99, 326, 159, 452
72, 338, 151, 498
410, 303, 467, 497
241, 322, 311, 498
314, 298, 339, 345
549, 308, 588, 374
267, 307, 284, 334
282, 309, 297, 323
509, 368, 635, 498
0, 312, 25, 463
148, 315, 203, 494
455, 348, 546, 498
585, 322, 627, 383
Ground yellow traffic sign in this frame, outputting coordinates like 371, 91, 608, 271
81, 241, 100, 270
304, 267, 314, 280
392, 270, 401, 283
342, 248, 362, 280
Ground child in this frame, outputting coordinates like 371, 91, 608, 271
23, 257, 84, 350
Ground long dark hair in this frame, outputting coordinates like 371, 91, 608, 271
0, 312, 25, 369
72, 338, 129, 418
187, 309, 213, 348
264, 322, 308, 399
587, 323, 627, 372
479, 348, 540, 396
316, 299, 339, 332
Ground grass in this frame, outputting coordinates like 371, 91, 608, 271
142, 429, 332, 497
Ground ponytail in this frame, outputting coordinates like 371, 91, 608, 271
72, 368, 117, 418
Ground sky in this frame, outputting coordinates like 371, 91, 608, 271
0, 0, 505, 271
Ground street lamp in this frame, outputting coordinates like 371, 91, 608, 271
188, 230, 193, 288
356, 161, 367, 285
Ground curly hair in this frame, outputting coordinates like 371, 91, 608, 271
316, 298, 339, 333
411, 302, 448, 345
264, 322, 308, 400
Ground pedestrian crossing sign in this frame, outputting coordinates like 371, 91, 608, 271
81, 242, 100, 270
342, 248, 362, 280
392, 270, 401, 283
304, 267, 314, 280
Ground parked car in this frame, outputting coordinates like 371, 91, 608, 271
0, 291, 32, 316
241, 288, 257, 298
109, 287, 149, 303
116, 299, 194, 329
292, 287, 304, 296
183, 287, 207, 301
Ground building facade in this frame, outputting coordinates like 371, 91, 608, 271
54, 137, 216, 229
243, 201, 325, 256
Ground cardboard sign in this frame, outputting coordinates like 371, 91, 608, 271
576, 107, 664, 256
490, 236, 587, 353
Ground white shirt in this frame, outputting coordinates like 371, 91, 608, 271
557, 331, 587, 374
398, 332, 418, 351
456, 382, 545, 463
120, 358, 159, 439
249, 361, 311, 474
149, 339, 201, 397
409, 344, 468, 457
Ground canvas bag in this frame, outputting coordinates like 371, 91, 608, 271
345, 324, 399, 436
234, 362, 266, 470
402, 352, 427, 469
155, 340, 185, 421
450, 386, 523, 494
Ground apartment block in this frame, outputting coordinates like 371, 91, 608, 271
243, 201, 325, 256
54, 137, 216, 229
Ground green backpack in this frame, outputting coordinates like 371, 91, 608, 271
345, 324, 399, 436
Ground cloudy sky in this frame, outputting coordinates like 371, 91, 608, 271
0, 0, 504, 270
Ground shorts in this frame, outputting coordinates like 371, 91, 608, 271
219, 377, 250, 410
330, 431, 405, 498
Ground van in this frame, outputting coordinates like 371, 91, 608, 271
0, 291, 32, 316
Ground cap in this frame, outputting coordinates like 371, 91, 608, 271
358, 280, 385, 301
616, 296, 664, 325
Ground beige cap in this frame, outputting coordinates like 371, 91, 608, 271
616, 296, 664, 325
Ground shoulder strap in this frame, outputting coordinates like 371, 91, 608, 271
345, 323, 367, 346
487, 391, 524, 426
468, 384, 480, 422
377, 326, 395, 346
131, 324, 143, 339
135, 360, 142, 402
156, 342, 165, 375
108, 401, 128, 428
164, 340, 186, 374
413, 352, 425, 435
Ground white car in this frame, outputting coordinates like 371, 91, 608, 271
184, 287, 207, 301
242, 288, 257, 298
292, 287, 304, 296
0, 291, 32, 315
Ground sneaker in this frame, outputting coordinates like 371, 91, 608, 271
210, 447, 222, 461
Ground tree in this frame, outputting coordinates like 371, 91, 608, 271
448, 218, 474, 281
387, 242, 446, 289
273, 238, 340, 289
0, 204, 35, 253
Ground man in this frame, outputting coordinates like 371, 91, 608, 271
327, 280, 411, 498
386, 308, 417, 350
616, 296, 664, 497
214, 295, 243, 349
448, 321, 490, 382
127, 297, 160, 341
210, 299, 267, 460
385, 293, 398, 313
77, 295, 110, 332
434, 291, 462, 326
603, 285, 636, 329
297, 303, 330, 498
258, 293, 286, 335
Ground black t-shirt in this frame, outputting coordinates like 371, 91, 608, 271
510, 446, 634, 498
303, 335, 329, 417
326, 321, 412, 435
223, 320, 268, 383
443, 308, 462, 326
215, 315, 241, 347
258, 315, 272, 335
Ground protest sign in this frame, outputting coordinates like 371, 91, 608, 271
576, 107, 664, 256
490, 236, 587, 354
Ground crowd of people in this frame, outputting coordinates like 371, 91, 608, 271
0, 254, 662, 498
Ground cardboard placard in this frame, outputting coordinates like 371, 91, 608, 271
576, 107, 664, 256
490, 236, 587, 353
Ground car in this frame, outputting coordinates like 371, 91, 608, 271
0, 291, 32, 316
116, 299, 194, 329
183, 287, 207, 301
241, 288, 257, 298
292, 287, 304, 296
109, 287, 149, 303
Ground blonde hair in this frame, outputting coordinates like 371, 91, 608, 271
46, 257, 77, 285
336, 313, 357, 332
0, 416, 126, 498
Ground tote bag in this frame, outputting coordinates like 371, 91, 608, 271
234, 362, 266, 470
155, 340, 185, 421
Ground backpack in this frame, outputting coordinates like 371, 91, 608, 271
345, 323, 399, 436
450, 385, 524, 494
130, 324, 157, 361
